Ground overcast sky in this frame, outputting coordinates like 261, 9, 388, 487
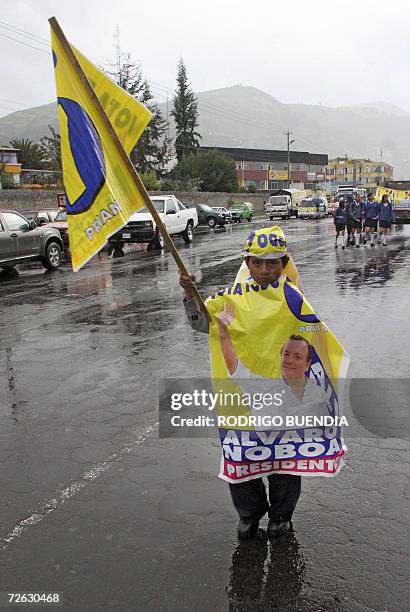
1, 0, 410, 119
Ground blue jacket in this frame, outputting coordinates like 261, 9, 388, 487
334, 207, 348, 225
348, 201, 365, 221
364, 200, 379, 220
379, 202, 396, 223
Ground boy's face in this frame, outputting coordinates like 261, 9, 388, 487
246, 256, 283, 285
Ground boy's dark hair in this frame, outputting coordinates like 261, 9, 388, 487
367, 193, 373, 198
281, 334, 313, 362
339, 201, 345, 209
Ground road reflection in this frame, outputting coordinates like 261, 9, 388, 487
227, 531, 343, 611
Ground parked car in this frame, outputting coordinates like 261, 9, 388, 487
43, 209, 70, 251
24, 209, 60, 226
298, 197, 327, 219
0, 210, 64, 271
212, 206, 232, 223
185, 203, 225, 228
109, 195, 198, 251
229, 201, 254, 223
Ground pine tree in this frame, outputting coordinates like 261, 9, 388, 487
171, 59, 201, 161
130, 80, 171, 173
106, 31, 170, 174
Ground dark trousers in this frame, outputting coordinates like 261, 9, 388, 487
229, 474, 301, 523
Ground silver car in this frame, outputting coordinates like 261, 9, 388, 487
0, 210, 64, 271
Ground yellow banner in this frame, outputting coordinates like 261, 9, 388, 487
204, 226, 349, 482
376, 186, 410, 200
50, 26, 152, 271
269, 170, 288, 180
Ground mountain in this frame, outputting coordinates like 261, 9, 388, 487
1, 85, 409, 178
0, 103, 58, 144
353, 101, 410, 117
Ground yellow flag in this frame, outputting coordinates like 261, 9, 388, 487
50, 25, 152, 271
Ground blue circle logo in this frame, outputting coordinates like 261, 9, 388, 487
58, 97, 106, 215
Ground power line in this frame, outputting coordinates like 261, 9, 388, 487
0, 30, 49, 54
0, 20, 49, 45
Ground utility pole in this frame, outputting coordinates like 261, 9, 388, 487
285, 130, 294, 189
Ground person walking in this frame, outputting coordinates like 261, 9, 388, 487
348, 193, 365, 247
363, 193, 379, 247
345, 195, 355, 246
179, 228, 302, 540
333, 198, 348, 249
379, 194, 395, 246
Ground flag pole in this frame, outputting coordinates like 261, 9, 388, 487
49, 17, 209, 321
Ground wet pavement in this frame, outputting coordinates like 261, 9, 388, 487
0, 218, 409, 611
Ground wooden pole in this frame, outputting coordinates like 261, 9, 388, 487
49, 17, 209, 320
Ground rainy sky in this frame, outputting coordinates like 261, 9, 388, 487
1, 0, 410, 118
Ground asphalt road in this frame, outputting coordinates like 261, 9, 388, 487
0, 218, 409, 611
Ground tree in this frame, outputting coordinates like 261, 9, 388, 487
106, 32, 170, 173
130, 80, 171, 173
171, 59, 201, 161
40, 125, 61, 170
9, 138, 44, 169
172, 149, 238, 192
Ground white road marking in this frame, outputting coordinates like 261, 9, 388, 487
1, 421, 159, 550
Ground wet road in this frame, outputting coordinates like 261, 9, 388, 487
0, 218, 409, 611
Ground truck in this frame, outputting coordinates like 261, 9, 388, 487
335, 186, 367, 201
108, 195, 199, 251
376, 185, 410, 224
264, 189, 306, 220
229, 201, 254, 223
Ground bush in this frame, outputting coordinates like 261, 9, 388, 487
140, 171, 159, 191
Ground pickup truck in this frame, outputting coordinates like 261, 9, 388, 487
109, 195, 198, 251
0, 210, 64, 271
229, 202, 254, 223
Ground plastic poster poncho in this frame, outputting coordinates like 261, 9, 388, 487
205, 227, 349, 483
50, 24, 152, 271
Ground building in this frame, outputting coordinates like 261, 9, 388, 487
325, 157, 393, 194
0, 146, 22, 187
200, 146, 328, 191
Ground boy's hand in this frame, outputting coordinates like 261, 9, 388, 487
179, 271, 197, 300
216, 303, 235, 329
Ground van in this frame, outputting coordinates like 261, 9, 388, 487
298, 197, 327, 219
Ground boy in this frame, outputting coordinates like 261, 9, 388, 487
179, 229, 301, 540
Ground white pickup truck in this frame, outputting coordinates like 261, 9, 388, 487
109, 195, 199, 251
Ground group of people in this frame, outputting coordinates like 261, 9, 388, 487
333, 193, 395, 249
